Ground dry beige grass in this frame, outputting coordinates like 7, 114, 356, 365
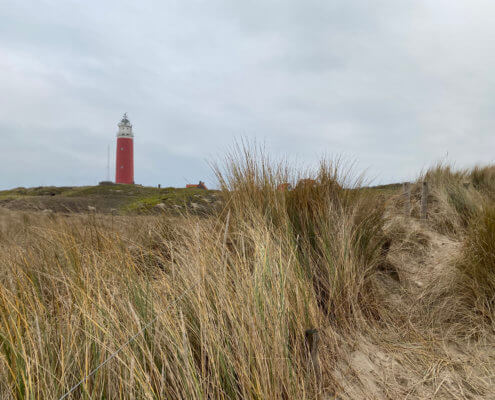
0, 157, 495, 399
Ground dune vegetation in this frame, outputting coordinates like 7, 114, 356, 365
0, 184, 219, 215
0, 146, 494, 399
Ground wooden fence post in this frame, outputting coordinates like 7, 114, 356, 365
221, 210, 231, 274
305, 329, 321, 386
222, 210, 230, 257
403, 182, 411, 217
420, 181, 428, 220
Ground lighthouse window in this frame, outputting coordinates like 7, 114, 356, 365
121, 165, 124, 169
121, 147, 124, 151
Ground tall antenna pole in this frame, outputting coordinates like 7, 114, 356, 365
107, 144, 110, 181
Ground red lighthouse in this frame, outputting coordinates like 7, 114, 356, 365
115, 113, 134, 184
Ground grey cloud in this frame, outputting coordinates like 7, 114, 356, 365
1, 0, 494, 189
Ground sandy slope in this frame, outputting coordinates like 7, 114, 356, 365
326, 213, 495, 399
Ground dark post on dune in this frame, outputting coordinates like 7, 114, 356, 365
403, 182, 411, 216
421, 181, 428, 220
305, 329, 321, 386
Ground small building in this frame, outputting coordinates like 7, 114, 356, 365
186, 181, 208, 190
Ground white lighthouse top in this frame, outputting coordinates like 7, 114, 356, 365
117, 113, 133, 138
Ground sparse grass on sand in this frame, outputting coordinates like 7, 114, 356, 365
0, 149, 495, 399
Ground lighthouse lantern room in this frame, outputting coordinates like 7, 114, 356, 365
115, 113, 134, 184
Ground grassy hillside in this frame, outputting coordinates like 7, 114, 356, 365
0, 153, 494, 399
0, 184, 220, 214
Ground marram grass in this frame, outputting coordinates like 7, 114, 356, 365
1, 153, 495, 399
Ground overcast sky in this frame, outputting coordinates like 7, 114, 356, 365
1, 0, 494, 189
